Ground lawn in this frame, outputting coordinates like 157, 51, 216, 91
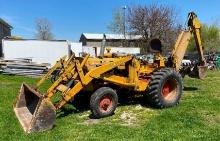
0, 71, 220, 141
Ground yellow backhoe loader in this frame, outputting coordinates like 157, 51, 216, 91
14, 12, 207, 133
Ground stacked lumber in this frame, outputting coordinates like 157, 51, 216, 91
0, 58, 50, 77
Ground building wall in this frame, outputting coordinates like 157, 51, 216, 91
79, 35, 142, 48
0, 42, 2, 58
2, 39, 83, 66
86, 41, 102, 47
0, 22, 11, 57
84, 40, 142, 48
0, 24, 11, 39
2, 40, 70, 66
83, 46, 140, 57
80, 35, 87, 46
70, 42, 83, 57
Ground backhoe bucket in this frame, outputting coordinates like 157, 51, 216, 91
189, 65, 207, 79
197, 66, 207, 79
14, 83, 56, 133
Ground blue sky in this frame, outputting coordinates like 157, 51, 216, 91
0, 0, 220, 41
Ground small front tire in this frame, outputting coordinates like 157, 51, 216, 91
90, 87, 118, 118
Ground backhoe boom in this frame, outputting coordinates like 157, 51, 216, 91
171, 12, 206, 78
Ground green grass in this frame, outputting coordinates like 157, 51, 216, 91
0, 71, 220, 141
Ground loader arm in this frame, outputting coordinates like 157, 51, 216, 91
55, 55, 133, 109
171, 12, 206, 72
35, 55, 67, 89
35, 54, 76, 89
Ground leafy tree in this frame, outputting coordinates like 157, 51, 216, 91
188, 24, 220, 52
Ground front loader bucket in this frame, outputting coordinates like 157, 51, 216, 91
14, 83, 56, 133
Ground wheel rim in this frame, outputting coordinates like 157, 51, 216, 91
99, 96, 113, 113
162, 79, 178, 101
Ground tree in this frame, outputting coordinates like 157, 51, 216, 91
188, 24, 220, 52
127, 4, 181, 53
107, 7, 125, 34
35, 18, 54, 40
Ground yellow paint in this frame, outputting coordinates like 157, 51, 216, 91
30, 12, 206, 111
171, 12, 206, 71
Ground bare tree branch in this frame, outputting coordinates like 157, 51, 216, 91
107, 7, 125, 34
127, 4, 181, 53
35, 18, 54, 40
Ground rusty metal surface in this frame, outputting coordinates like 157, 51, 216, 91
14, 107, 33, 132
197, 66, 207, 79
14, 83, 56, 133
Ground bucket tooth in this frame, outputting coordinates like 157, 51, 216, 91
14, 83, 56, 133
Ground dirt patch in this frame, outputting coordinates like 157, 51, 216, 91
202, 111, 220, 126
78, 112, 90, 119
0, 82, 15, 86
211, 92, 220, 100
82, 119, 100, 125
134, 105, 143, 110
120, 111, 137, 126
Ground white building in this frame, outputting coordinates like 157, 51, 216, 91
2, 37, 141, 66
2, 39, 82, 66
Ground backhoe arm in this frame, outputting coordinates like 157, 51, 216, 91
171, 12, 206, 78
187, 12, 206, 65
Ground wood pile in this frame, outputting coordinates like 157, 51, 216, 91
0, 58, 50, 77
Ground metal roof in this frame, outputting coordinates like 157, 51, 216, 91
82, 33, 142, 40
0, 18, 12, 28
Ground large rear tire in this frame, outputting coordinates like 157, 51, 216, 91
90, 87, 118, 118
146, 68, 183, 108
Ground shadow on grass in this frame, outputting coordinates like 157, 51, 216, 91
56, 92, 91, 119
56, 91, 152, 119
118, 93, 149, 107
56, 85, 201, 119
183, 86, 198, 91
56, 105, 79, 118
